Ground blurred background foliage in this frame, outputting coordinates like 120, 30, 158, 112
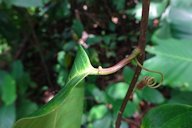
0, 0, 192, 128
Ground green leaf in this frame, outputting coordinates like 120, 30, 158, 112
0, 104, 16, 128
11, 60, 24, 80
112, 0, 125, 11
138, 87, 165, 104
123, 66, 134, 84
72, 20, 84, 38
11, 61, 31, 95
86, 35, 102, 45
16, 99, 38, 119
163, 0, 192, 39
144, 38, 192, 90
88, 114, 112, 128
124, 101, 138, 117
145, 2, 192, 90
106, 82, 140, 117
171, 0, 192, 8
169, 90, 192, 105
14, 45, 96, 128
5, 0, 43, 7
132, 0, 169, 20
88, 105, 108, 121
56, 0, 71, 18
106, 82, 128, 100
86, 83, 107, 103
0, 71, 16, 106
141, 104, 192, 128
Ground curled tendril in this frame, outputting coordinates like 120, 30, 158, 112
135, 58, 164, 88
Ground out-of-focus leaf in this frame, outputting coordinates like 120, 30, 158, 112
108, 22, 116, 32
0, 104, 16, 128
109, 100, 122, 116
106, 82, 140, 117
132, 0, 169, 20
5, 0, 43, 7
0, 12, 18, 40
16, 99, 38, 119
56, 0, 71, 18
56, 51, 72, 87
11, 61, 34, 95
162, 0, 192, 39
14, 45, 96, 128
138, 87, 165, 104
124, 101, 139, 117
169, 90, 192, 105
86, 83, 107, 103
120, 122, 129, 128
0, 37, 9, 54
0, 71, 16, 105
88, 105, 108, 121
144, 38, 192, 90
86, 35, 102, 45
146, 0, 192, 90
106, 82, 128, 100
123, 66, 134, 84
72, 20, 84, 38
11, 61, 24, 80
102, 34, 116, 45
141, 104, 192, 128
170, 0, 192, 7
112, 0, 125, 11
88, 49, 100, 66
88, 114, 112, 128
57, 51, 72, 68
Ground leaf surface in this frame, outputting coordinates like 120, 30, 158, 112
143, 0, 192, 90
0, 71, 16, 105
138, 87, 165, 104
5, 0, 43, 7
166, 0, 192, 39
141, 104, 192, 128
144, 38, 192, 90
0, 104, 16, 128
14, 45, 95, 128
132, 0, 168, 20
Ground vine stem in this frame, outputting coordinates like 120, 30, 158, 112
90, 48, 141, 75
115, 0, 150, 128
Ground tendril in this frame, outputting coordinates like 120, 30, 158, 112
135, 58, 164, 88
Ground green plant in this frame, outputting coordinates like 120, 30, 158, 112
0, 0, 192, 128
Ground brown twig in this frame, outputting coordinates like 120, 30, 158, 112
115, 0, 150, 128
90, 48, 140, 75
14, 34, 30, 59
121, 118, 140, 128
75, 9, 81, 21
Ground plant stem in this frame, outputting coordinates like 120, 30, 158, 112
115, 0, 150, 128
121, 118, 140, 128
91, 48, 141, 75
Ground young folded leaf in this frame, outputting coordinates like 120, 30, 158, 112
14, 45, 95, 128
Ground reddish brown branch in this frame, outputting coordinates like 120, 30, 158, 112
90, 48, 140, 75
121, 118, 140, 128
115, 0, 150, 128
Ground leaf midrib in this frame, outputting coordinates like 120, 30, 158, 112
67, 66, 94, 83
